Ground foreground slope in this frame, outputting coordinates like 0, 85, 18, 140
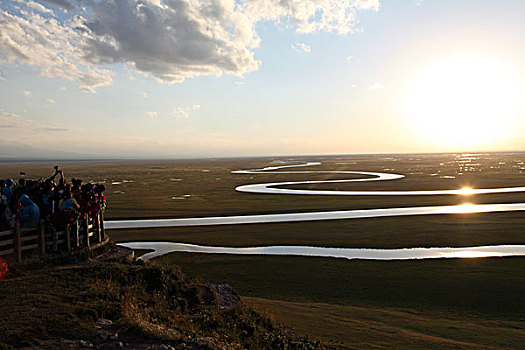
0, 246, 321, 349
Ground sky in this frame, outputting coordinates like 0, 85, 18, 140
0, 0, 524, 158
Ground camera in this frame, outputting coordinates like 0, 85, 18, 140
54, 165, 59, 170
19, 171, 25, 176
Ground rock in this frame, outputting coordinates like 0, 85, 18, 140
96, 318, 113, 326
202, 283, 240, 308
79, 340, 94, 348
216, 284, 240, 308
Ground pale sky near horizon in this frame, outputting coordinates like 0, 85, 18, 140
1, 0, 524, 158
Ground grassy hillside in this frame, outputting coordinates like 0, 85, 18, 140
0, 248, 321, 349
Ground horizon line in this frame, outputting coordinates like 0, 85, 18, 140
1, 149, 525, 163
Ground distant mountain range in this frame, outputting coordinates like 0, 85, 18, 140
0, 141, 93, 160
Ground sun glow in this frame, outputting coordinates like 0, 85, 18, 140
457, 187, 475, 196
453, 203, 479, 214
404, 53, 521, 150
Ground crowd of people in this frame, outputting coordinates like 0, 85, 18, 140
0, 167, 106, 251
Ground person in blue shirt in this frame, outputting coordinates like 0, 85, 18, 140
18, 194, 40, 228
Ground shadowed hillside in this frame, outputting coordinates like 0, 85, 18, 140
0, 244, 321, 349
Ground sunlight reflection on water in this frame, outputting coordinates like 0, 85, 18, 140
105, 202, 525, 229
233, 163, 525, 196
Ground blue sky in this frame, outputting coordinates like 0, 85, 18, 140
1, 0, 524, 158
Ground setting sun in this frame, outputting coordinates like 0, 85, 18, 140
404, 53, 521, 150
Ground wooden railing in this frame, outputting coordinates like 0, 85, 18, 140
0, 211, 106, 263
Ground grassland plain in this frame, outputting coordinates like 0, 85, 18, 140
2, 152, 524, 348
2, 153, 524, 219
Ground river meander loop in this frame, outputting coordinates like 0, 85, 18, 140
113, 162, 525, 260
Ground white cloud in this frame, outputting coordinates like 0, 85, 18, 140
29, 1, 54, 15
172, 104, 200, 118
23, 90, 32, 97
41, 126, 71, 132
346, 55, 355, 62
81, 0, 261, 83
46, 98, 56, 104
369, 82, 383, 90
0, 110, 75, 133
0, 0, 380, 90
0, 3, 112, 93
146, 111, 157, 119
234, 81, 244, 85
245, 0, 380, 35
59, 86, 66, 91
13, 0, 55, 15
140, 92, 148, 98
291, 42, 311, 53
0, 110, 33, 128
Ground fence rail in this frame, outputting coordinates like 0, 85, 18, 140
0, 211, 106, 263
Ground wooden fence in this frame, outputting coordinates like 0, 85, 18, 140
0, 211, 106, 264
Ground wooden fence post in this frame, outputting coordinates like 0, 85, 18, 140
84, 214, 90, 247
100, 211, 105, 241
14, 222, 21, 264
96, 212, 102, 243
39, 221, 46, 257
66, 225, 71, 253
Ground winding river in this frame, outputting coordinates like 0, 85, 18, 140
233, 162, 525, 196
112, 162, 525, 260
119, 242, 525, 262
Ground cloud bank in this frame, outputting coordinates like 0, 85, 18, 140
292, 42, 311, 53
0, 0, 380, 91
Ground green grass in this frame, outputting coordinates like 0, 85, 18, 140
154, 253, 525, 320
246, 297, 525, 350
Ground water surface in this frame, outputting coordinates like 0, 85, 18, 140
105, 202, 525, 229
119, 242, 525, 262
